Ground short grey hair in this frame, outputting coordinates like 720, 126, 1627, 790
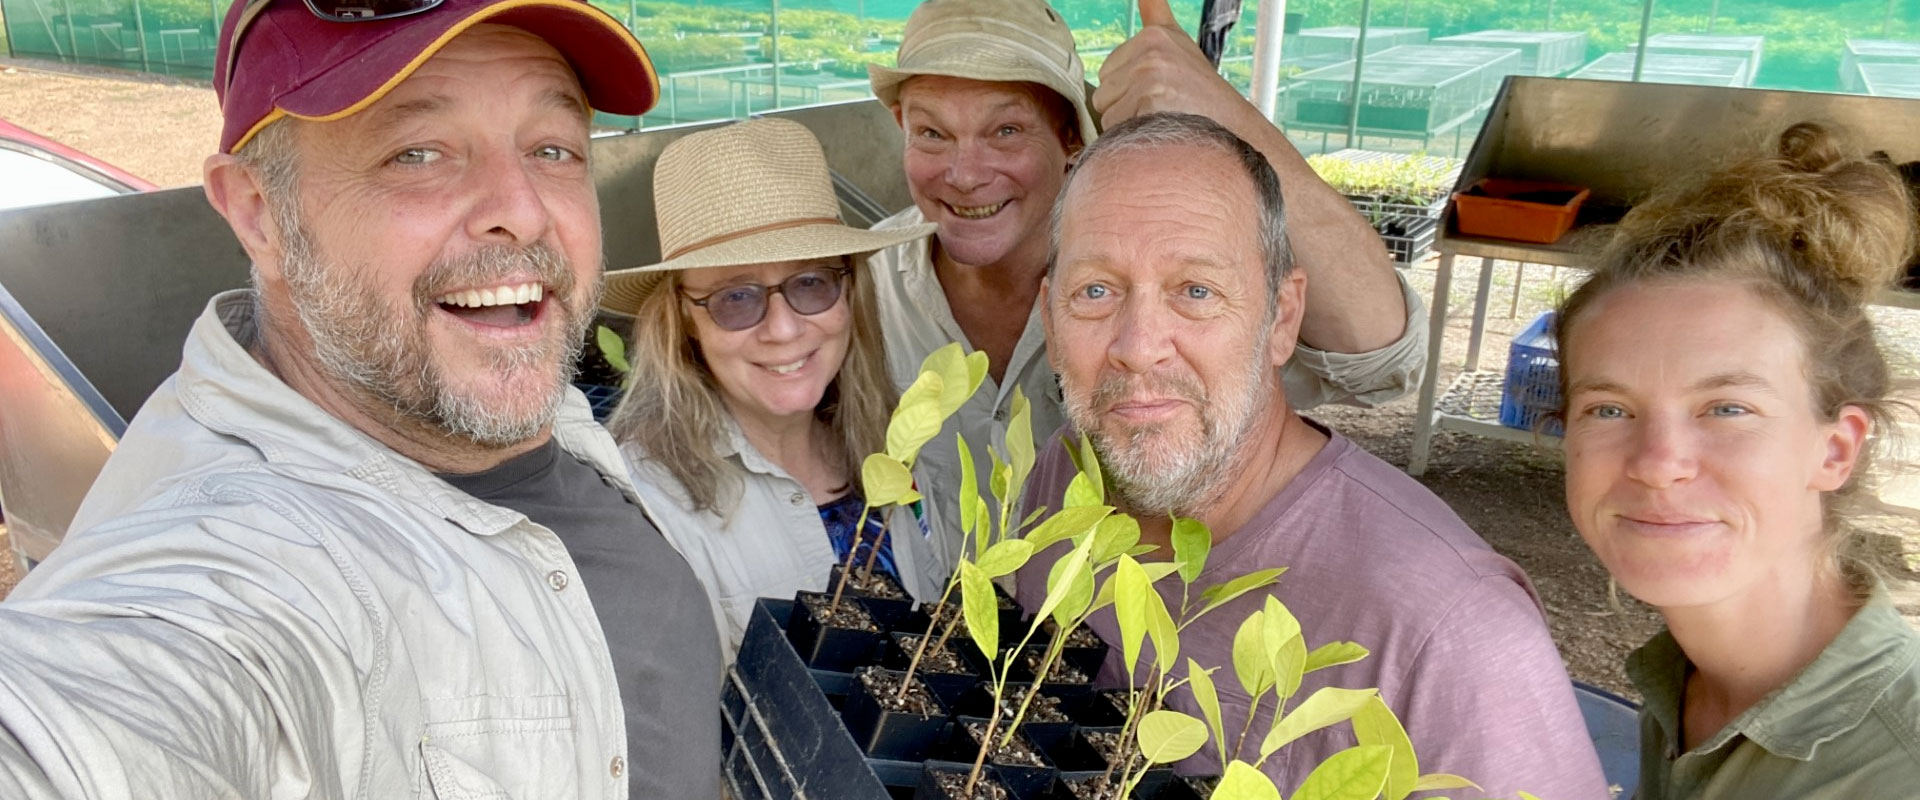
1047, 112, 1293, 306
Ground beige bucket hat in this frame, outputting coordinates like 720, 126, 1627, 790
600, 118, 935, 314
868, 0, 1099, 146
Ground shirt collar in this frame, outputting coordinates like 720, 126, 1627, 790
175, 290, 623, 537
1628, 581, 1920, 761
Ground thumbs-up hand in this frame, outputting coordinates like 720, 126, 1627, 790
1091, 0, 1265, 139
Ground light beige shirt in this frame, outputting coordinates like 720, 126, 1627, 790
623, 423, 947, 662
0, 292, 644, 799
868, 206, 1428, 569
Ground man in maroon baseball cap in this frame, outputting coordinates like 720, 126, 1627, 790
0, 2, 722, 798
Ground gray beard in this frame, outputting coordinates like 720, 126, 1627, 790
272, 211, 593, 449
1063, 346, 1272, 516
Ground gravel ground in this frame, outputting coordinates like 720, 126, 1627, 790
2, 63, 1916, 702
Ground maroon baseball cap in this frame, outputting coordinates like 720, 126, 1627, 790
214, 0, 658, 153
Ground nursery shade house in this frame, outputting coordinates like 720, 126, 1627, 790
1842, 40, 1920, 93
1288, 25, 1431, 69
1286, 45, 1521, 139
1570, 52, 1754, 88
1431, 30, 1590, 77
1635, 32, 1766, 78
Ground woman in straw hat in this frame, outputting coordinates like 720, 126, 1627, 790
604, 118, 945, 657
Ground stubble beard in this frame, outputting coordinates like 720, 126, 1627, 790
1062, 346, 1273, 517
273, 211, 595, 450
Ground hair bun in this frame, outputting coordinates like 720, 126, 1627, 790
1685, 120, 1915, 302
1775, 121, 1850, 174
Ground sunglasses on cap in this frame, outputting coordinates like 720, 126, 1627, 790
224, 0, 446, 96
680, 267, 852, 332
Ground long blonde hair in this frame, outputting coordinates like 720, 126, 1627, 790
607, 256, 898, 514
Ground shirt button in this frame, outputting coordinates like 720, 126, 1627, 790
547, 570, 569, 592
994, 409, 1007, 422
790, 492, 806, 506
610, 755, 626, 778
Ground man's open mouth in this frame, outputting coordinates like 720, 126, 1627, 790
434, 282, 544, 327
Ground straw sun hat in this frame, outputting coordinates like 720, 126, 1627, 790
600, 118, 934, 315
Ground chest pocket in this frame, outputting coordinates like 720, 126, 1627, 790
417, 694, 581, 799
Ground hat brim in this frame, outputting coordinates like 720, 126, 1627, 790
600, 221, 935, 315
229, 0, 657, 153
868, 45, 1098, 147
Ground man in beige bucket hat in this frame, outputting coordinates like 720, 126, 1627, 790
865, 0, 1428, 569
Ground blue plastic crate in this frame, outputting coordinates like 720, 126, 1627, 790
1498, 312, 1563, 436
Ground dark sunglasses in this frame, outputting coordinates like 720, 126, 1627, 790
680, 267, 852, 332
224, 0, 446, 95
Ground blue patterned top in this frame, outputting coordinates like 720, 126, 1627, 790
817, 492, 901, 585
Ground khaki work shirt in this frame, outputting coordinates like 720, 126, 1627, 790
0, 292, 662, 799
867, 206, 1428, 571
623, 422, 946, 661
1627, 584, 1920, 799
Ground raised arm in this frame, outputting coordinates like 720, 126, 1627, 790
1091, 0, 1408, 356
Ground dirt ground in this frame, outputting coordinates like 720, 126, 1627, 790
0, 59, 221, 187
2, 60, 1916, 702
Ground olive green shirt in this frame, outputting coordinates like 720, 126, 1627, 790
1626, 585, 1920, 799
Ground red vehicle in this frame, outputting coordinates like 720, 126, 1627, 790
0, 119, 158, 211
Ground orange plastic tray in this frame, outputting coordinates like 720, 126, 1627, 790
1452, 178, 1591, 245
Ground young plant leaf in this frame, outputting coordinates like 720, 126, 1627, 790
1231, 610, 1274, 697
1062, 432, 1087, 475
1045, 546, 1097, 627
1113, 556, 1151, 675
925, 342, 971, 419
1290, 744, 1392, 800
1091, 561, 1180, 613
957, 434, 981, 546
1136, 709, 1209, 765
1209, 761, 1281, 800
1064, 473, 1102, 509
1259, 687, 1378, 759
964, 350, 989, 397
1186, 658, 1228, 771
1126, 544, 1158, 556
1171, 517, 1212, 584
990, 455, 1012, 511
1019, 504, 1049, 532
1146, 580, 1180, 668
594, 325, 631, 374
1409, 774, 1479, 792
1023, 506, 1114, 551
1303, 642, 1370, 674
1091, 514, 1143, 562
1031, 534, 1096, 631
886, 370, 945, 465
862, 453, 915, 507
1078, 433, 1105, 503
1006, 386, 1036, 496
1196, 568, 1288, 619
1351, 696, 1417, 800
1263, 597, 1307, 701
975, 538, 1035, 578
958, 561, 999, 660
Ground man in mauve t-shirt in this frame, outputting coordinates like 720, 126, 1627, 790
1015, 112, 1609, 800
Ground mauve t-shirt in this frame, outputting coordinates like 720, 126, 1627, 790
1015, 424, 1609, 800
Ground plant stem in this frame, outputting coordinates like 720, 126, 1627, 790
896, 575, 962, 702
859, 520, 890, 579
1232, 692, 1269, 766
964, 692, 1004, 797
827, 503, 875, 615
997, 635, 1067, 750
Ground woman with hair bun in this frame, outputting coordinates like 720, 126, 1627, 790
1555, 121, 1920, 797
